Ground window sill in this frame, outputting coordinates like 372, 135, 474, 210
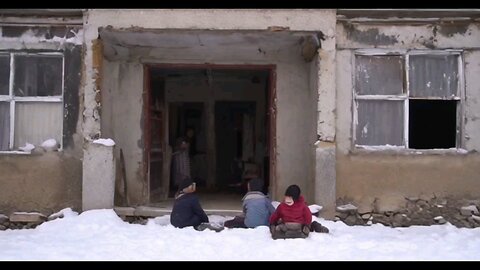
0, 150, 61, 155
0, 151, 33, 155
351, 146, 470, 156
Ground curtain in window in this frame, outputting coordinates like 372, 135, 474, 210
0, 102, 9, 150
14, 102, 62, 148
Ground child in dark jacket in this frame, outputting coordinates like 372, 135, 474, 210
224, 178, 275, 229
170, 177, 223, 232
269, 184, 328, 239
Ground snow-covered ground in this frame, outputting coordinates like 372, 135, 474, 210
0, 208, 479, 261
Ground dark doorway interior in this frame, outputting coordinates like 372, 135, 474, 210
147, 66, 273, 202
215, 101, 256, 191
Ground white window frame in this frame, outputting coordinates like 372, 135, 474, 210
0, 52, 64, 154
352, 49, 465, 151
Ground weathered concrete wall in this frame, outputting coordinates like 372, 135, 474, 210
313, 22, 337, 217
315, 143, 336, 218
0, 153, 82, 215
85, 9, 336, 203
337, 21, 480, 49
336, 154, 480, 213
0, 24, 84, 215
82, 142, 116, 210
464, 50, 480, 151
101, 60, 146, 205
336, 20, 480, 212
86, 9, 336, 32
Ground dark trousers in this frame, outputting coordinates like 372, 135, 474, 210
224, 216, 248, 228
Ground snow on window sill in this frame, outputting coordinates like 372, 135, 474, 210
0, 151, 33, 155
0, 149, 62, 155
352, 146, 470, 155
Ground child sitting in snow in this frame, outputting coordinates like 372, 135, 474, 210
269, 184, 328, 239
170, 177, 223, 232
224, 178, 275, 229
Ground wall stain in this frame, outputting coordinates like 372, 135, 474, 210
438, 22, 469, 37
344, 23, 398, 46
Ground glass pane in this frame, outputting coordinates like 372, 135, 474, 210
0, 55, 10, 95
356, 55, 404, 95
356, 100, 404, 146
14, 102, 62, 148
0, 102, 10, 150
409, 54, 459, 98
14, 55, 63, 97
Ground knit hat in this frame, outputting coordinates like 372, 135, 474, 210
248, 178, 264, 192
285, 185, 301, 201
178, 177, 194, 191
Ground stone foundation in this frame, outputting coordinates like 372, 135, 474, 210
335, 197, 480, 228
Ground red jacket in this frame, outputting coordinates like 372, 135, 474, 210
269, 195, 312, 225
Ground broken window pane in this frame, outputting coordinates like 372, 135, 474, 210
409, 100, 457, 149
13, 55, 63, 97
355, 55, 404, 95
409, 54, 459, 98
0, 102, 10, 150
356, 100, 404, 146
0, 55, 10, 95
14, 102, 62, 148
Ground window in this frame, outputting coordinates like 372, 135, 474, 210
0, 52, 64, 152
353, 50, 462, 150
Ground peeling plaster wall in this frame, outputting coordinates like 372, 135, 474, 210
336, 20, 480, 212
0, 153, 82, 215
84, 9, 336, 204
85, 9, 336, 32
337, 22, 480, 49
464, 51, 480, 151
101, 60, 146, 205
0, 25, 84, 214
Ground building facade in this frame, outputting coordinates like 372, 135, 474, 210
1, 9, 479, 221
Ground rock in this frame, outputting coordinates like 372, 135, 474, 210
114, 207, 135, 217
432, 198, 447, 206
434, 216, 447, 224
416, 200, 430, 209
472, 215, 480, 222
0, 214, 8, 224
392, 213, 410, 227
460, 205, 479, 216
405, 196, 419, 202
343, 214, 358, 226
361, 213, 372, 220
48, 212, 64, 221
461, 219, 473, 228
0, 224, 6, 230
336, 211, 349, 220
467, 217, 478, 225
419, 193, 435, 202
336, 204, 358, 213
10, 212, 47, 223
372, 214, 391, 226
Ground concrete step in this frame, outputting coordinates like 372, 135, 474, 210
114, 206, 242, 218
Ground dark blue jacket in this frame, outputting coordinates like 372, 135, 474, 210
170, 192, 209, 228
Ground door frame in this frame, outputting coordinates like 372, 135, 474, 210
143, 63, 277, 201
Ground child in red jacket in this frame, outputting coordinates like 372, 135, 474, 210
269, 184, 328, 239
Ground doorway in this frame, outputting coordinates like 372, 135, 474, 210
145, 64, 276, 203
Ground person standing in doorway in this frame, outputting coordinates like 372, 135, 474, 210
171, 137, 191, 191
